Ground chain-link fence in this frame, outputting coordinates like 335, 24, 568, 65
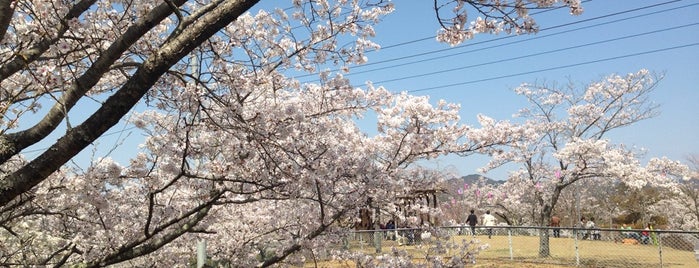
343, 226, 699, 267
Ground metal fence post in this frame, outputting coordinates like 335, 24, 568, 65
196, 239, 206, 268
359, 231, 364, 250
342, 232, 350, 250
508, 228, 513, 260
374, 229, 382, 253
574, 228, 580, 266
657, 234, 663, 268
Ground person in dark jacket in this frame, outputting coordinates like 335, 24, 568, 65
466, 209, 478, 236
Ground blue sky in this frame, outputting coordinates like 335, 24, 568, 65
339, 0, 699, 180
22, 0, 698, 181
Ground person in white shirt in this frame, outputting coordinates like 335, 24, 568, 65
482, 210, 497, 239
585, 217, 600, 240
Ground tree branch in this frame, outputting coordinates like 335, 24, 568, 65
86, 193, 221, 267
0, 0, 206, 206
0, 0, 96, 81
0, 0, 13, 43
0, 0, 187, 164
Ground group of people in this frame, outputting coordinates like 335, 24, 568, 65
548, 215, 602, 240
464, 209, 498, 239
460, 209, 658, 244
578, 216, 601, 240
378, 210, 656, 247
379, 219, 417, 244
380, 220, 397, 240
550, 215, 657, 243
621, 223, 655, 244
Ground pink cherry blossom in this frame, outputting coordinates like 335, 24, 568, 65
0, 1, 594, 266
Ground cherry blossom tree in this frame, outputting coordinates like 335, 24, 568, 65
473, 70, 692, 257
0, 0, 585, 266
676, 155, 699, 228
441, 176, 506, 225
581, 176, 621, 227
656, 155, 699, 230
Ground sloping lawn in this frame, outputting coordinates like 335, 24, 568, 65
304, 234, 697, 267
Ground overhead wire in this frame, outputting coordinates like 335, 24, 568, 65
294, 0, 689, 81
367, 22, 699, 87
379, 0, 596, 50
341, 2, 698, 79
406, 42, 699, 93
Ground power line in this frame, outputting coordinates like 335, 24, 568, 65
379, 0, 596, 50
294, 0, 690, 80
367, 22, 699, 86
341, 3, 698, 79
538, 0, 682, 32
406, 42, 699, 93
382, 0, 682, 53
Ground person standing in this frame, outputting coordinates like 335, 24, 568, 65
550, 215, 561, 238
482, 210, 497, 239
385, 220, 396, 241
584, 217, 598, 240
466, 209, 478, 236
578, 217, 587, 239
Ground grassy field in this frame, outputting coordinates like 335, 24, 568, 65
303, 233, 698, 267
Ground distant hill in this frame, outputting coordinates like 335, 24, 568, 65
458, 174, 503, 185
444, 174, 503, 187
439, 174, 504, 199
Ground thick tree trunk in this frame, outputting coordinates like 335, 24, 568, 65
538, 205, 552, 257
538, 184, 564, 258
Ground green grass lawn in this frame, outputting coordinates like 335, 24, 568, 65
304, 233, 698, 267
469, 234, 695, 267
